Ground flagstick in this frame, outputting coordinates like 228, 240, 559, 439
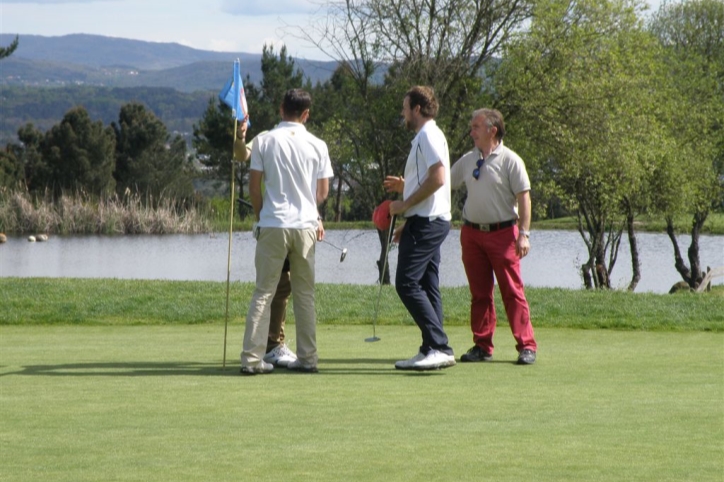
223, 117, 238, 370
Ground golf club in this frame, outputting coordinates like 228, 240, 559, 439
321, 239, 348, 263
240, 200, 348, 262
367, 214, 397, 342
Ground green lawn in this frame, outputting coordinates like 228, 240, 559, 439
2, 278, 723, 331
1, 325, 722, 482
2, 278, 722, 481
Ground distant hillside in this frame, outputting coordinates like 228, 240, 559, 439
0, 34, 343, 145
0, 34, 338, 91
0, 85, 214, 145
0, 33, 260, 70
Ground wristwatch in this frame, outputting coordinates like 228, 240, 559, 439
520, 229, 531, 238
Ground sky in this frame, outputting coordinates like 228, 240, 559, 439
0, 0, 331, 60
1, 0, 663, 62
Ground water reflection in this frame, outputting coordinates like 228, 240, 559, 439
1, 230, 722, 293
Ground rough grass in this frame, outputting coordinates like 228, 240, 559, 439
2, 278, 723, 332
535, 212, 724, 235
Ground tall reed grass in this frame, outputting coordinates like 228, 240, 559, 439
0, 188, 211, 235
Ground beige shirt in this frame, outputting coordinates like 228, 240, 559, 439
450, 142, 530, 225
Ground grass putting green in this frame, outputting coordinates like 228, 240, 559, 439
1, 325, 721, 482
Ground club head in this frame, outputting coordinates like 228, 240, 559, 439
365, 336, 381, 343
340, 248, 348, 263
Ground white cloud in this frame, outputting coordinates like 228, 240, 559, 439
2, 0, 118, 3
208, 38, 239, 52
220, 0, 321, 16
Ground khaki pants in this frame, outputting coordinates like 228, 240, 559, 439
242, 227, 317, 366
268, 266, 291, 352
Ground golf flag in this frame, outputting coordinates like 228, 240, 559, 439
219, 59, 250, 126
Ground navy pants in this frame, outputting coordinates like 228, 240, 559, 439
395, 216, 453, 356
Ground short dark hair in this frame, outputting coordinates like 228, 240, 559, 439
473, 108, 505, 141
282, 89, 312, 119
406, 86, 438, 119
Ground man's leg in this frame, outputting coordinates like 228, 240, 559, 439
460, 225, 498, 355
267, 258, 291, 353
241, 228, 287, 367
488, 227, 537, 353
287, 228, 318, 367
395, 217, 452, 355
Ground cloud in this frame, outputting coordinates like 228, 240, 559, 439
220, 0, 320, 16
2, 0, 118, 3
208, 38, 239, 52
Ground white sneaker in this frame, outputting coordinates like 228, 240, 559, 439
240, 360, 274, 376
412, 349, 456, 370
395, 351, 426, 370
287, 359, 318, 373
263, 344, 297, 367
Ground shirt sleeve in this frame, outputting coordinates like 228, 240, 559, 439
418, 130, 447, 169
508, 152, 531, 195
317, 142, 334, 179
250, 136, 263, 172
450, 154, 468, 190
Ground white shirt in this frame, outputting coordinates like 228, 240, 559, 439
450, 142, 530, 225
402, 120, 452, 220
251, 121, 334, 229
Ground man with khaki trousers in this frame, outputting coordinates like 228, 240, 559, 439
235, 122, 300, 368
240, 88, 333, 375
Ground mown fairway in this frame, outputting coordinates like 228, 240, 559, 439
1, 324, 721, 482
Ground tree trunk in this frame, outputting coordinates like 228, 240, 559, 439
665, 216, 693, 286
688, 211, 707, 289
594, 245, 610, 289
581, 259, 594, 289
626, 213, 641, 292
334, 176, 343, 222
376, 228, 391, 285
577, 211, 595, 289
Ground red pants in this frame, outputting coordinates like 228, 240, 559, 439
460, 225, 537, 354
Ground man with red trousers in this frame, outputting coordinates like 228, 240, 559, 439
450, 108, 537, 365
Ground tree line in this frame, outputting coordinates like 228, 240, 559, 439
0, 103, 195, 203
0, 86, 212, 145
1, 0, 722, 291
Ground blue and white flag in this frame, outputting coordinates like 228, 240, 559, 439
219, 59, 250, 126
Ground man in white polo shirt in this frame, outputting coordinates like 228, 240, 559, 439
450, 108, 537, 365
383, 85, 455, 371
235, 121, 299, 369
240, 89, 334, 375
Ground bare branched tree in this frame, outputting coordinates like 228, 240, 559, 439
292, 0, 533, 153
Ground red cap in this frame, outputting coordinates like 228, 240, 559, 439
373, 200, 393, 231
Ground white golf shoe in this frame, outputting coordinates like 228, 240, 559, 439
287, 359, 319, 373
240, 360, 274, 376
394, 351, 426, 370
263, 344, 297, 367
411, 349, 456, 370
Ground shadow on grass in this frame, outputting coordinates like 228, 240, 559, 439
0, 358, 464, 378
1, 359, 452, 377
2, 362, 242, 377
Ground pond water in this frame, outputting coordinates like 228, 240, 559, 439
1, 229, 722, 293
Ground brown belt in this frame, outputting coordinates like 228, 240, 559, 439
463, 219, 516, 232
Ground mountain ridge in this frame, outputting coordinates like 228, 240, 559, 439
0, 33, 338, 91
0, 34, 341, 144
